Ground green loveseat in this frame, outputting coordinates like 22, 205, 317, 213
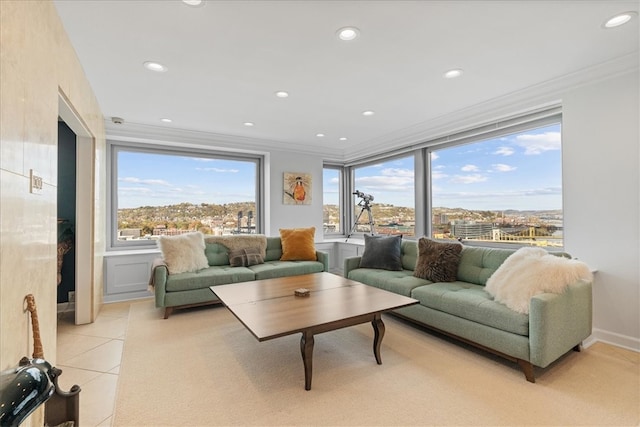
151, 236, 329, 319
344, 240, 592, 382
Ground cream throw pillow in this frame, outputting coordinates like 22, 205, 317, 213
158, 232, 209, 274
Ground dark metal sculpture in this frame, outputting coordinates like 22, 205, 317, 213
0, 295, 80, 426
0, 357, 55, 426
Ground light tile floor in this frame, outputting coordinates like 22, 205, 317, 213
56, 301, 134, 427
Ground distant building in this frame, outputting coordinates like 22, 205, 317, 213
451, 221, 492, 239
118, 228, 141, 239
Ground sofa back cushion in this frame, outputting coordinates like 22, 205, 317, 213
400, 239, 419, 271
265, 237, 284, 261
456, 246, 515, 286
205, 242, 231, 266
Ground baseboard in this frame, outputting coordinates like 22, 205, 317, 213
584, 328, 640, 352
103, 292, 153, 304
57, 301, 75, 313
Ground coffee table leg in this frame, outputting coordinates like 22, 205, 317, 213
300, 331, 314, 390
372, 314, 385, 364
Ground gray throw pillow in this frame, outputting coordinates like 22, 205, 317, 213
359, 234, 403, 271
413, 237, 462, 282
228, 247, 264, 267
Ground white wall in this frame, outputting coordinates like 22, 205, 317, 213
562, 70, 639, 349
267, 150, 325, 240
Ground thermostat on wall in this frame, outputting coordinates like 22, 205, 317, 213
30, 169, 43, 195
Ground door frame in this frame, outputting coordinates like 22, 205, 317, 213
58, 92, 96, 324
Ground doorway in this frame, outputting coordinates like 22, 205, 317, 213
58, 93, 96, 325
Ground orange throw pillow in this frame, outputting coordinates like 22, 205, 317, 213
279, 227, 317, 261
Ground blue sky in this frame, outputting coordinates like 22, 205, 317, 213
119, 123, 561, 212
324, 123, 562, 211
117, 152, 256, 208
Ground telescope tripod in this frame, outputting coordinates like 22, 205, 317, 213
346, 201, 375, 241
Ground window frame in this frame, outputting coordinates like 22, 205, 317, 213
425, 115, 563, 248
338, 106, 563, 248
106, 140, 264, 251
346, 153, 418, 239
322, 164, 345, 236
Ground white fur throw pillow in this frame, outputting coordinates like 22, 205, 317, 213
485, 247, 593, 314
158, 232, 209, 274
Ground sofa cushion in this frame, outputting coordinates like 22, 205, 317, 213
401, 239, 419, 271
264, 237, 283, 261
411, 282, 529, 336
228, 247, 264, 267
413, 238, 462, 282
158, 232, 209, 274
165, 265, 255, 292
279, 227, 317, 261
347, 268, 428, 297
205, 242, 230, 266
250, 260, 325, 280
456, 246, 515, 286
359, 234, 403, 271
204, 234, 267, 258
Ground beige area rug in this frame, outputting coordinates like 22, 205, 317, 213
113, 300, 639, 426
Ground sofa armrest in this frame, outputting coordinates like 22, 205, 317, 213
343, 256, 362, 278
150, 258, 169, 308
528, 280, 592, 367
316, 250, 330, 272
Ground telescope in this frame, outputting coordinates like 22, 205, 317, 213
353, 190, 374, 203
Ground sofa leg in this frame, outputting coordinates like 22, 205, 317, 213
163, 307, 173, 319
517, 359, 535, 383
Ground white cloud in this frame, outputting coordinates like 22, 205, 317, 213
432, 171, 448, 180
196, 167, 240, 173
450, 174, 488, 184
461, 164, 479, 172
118, 177, 171, 186
431, 152, 439, 161
515, 131, 561, 155
381, 167, 414, 178
355, 168, 414, 191
491, 163, 517, 172
494, 146, 514, 156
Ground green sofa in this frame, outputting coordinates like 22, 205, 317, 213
152, 236, 329, 319
344, 240, 592, 382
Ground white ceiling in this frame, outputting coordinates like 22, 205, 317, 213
54, 1, 639, 159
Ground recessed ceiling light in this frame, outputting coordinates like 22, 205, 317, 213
243, 122, 254, 127
443, 68, 463, 79
336, 27, 360, 41
339, 137, 348, 141
160, 118, 172, 123
143, 61, 168, 72
603, 11, 637, 28
362, 110, 375, 116
316, 133, 325, 137
275, 91, 289, 98
183, 0, 205, 6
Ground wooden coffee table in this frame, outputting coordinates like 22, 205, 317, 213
211, 272, 418, 390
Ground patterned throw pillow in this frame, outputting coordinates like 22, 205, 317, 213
228, 247, 264, 267
358, 234, 403, 271
413, 237, 462, 282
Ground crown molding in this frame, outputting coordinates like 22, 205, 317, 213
105, 52, 638, 164
344, 52, 639, 162
105, 121, 344, 160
